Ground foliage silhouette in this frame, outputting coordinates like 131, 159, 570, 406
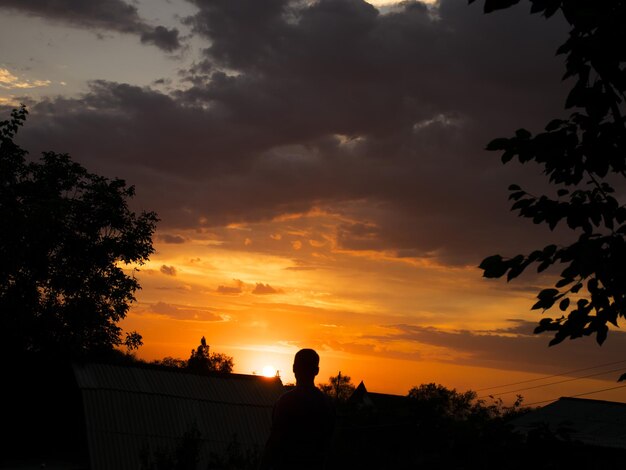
405, 383, 530, 469
0, 106, 158, 357
472, 1, 626, 355
139, 424, 203, 470
187, 336, 234, 374
328, 382, 533, 470
207, 433, 261, 470
318, 371, 356, 403
408, 382, 478, 419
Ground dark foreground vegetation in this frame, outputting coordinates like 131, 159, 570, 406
8, 354, 626, 470
327, 387, 615, 470
138, 374, 626, 470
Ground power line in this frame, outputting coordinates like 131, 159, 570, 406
569, 384, 626, 399
478, 366, 626, 399
475, 359, 626, 393
524, 383, 626, 407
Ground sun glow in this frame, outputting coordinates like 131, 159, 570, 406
262, 365, 277, 377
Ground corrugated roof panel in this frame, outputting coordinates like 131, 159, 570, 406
75, 363, 283, 405
74, 363, 282, 470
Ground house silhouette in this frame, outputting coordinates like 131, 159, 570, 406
511, 396, 626, 450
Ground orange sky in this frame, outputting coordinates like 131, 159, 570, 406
120, 209, 626, 405
3, 0, 626, 406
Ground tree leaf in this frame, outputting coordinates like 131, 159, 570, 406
596, 325, 608, 345
548, 335, 565, 347
483, 0, 521, 13
538, 288, 559, 300
479, 254, 508, 278
555, 277, 573, 288
486, 137, 510, 150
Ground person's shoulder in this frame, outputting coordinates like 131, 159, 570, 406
307, 387, 334, 409
279, 385, 325, 402
312, 387, 330, 401
280, 387, 301, 399
275, 387, 299, 407
309, 386, 328, 398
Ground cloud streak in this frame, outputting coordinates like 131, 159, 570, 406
0, 68, 51, 90
0, 0, 181, 51
148, 301, 222, 321
370, 321, 626, 376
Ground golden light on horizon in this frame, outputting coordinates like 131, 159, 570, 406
115, 216, 626, 406
262, 365, 277, 378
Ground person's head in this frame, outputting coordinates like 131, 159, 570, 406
293, 348, 319, 384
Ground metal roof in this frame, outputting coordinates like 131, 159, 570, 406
73, 363, 284, 470
511, 397, 626, 449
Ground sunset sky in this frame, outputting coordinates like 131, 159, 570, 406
2, 0, 626, 405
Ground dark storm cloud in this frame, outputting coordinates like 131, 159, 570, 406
0, 0, 181, 51
139, 25, 181, 52
15, 0, 573, 264
372, 322, 626, 376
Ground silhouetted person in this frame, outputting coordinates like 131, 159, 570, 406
260, 349, 335, 470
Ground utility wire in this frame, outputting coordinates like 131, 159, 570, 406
477, 366, 626, 399
475, 359, 626, 393
524, 383, 626, 407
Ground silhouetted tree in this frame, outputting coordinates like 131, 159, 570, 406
408, 382, 477, 420
187, 336, 234, 374
473, 1, 626, 353
408, 383, 528, 421
319, 371, 355, 402
0, 106, 158, 357
405, 383, 530, 469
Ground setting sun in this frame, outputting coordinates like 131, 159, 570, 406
262, 365, 277, 378
5, 0, 626, 418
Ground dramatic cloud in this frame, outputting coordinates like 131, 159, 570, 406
14, 0, 571, 265
0, 0, 181, 51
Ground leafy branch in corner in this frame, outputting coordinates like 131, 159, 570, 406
471, 0, 626, 362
